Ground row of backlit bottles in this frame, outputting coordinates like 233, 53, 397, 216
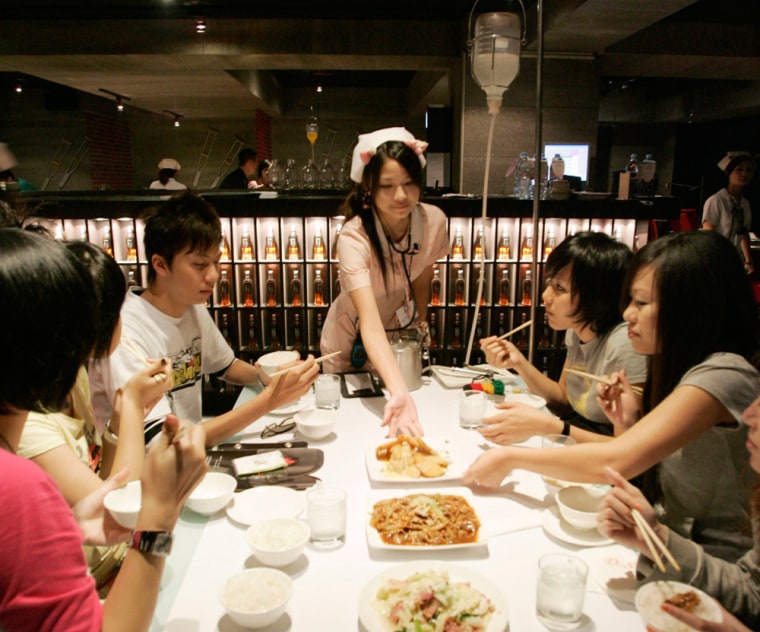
429, 265, 535, 307
215, 266, 338, 308
218, 223, 339, 262
215, 308, 327, 353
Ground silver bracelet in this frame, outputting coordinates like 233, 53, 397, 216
103, 423, 119, 444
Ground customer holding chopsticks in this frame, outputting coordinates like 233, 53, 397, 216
596, 389, 760, 632
478, 231, 647, 443
465, 230, 760, 562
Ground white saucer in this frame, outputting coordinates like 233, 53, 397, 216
541, 506, 613, 547
269, 393, 314, 416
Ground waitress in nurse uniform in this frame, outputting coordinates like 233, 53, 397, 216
320, 127, 449, 437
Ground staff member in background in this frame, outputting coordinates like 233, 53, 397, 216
0, 142, 36, 191
320, 127, 449, 438
149, 158, 186, 191
702, 151, 756, 274
219, 147, 259, 189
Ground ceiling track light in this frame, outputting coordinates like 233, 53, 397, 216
195, 18, 206, 34
164, 110, 184, 127
14, 82, 23, 94
99, 88, 131, 112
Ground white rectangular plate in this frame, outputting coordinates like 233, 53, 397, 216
431, 364, 516, 389
366, 486, 488, 551
365, 437, 464, 483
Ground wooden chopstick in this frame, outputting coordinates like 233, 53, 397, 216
631, 508, 681, 572
496, 319, 533, 341
563, 367, 644, 395
267, 350, 341, 378
121, 333, 150, 366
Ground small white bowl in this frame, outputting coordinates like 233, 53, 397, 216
635, 581, 722, 632
104, 480, 141, 529
258, 350, 299, 376
556, 485, 602, 530
246, 518, 310, 567
220, 567, 293, 628
185, 471, 237, 516
294, 408, 337, 440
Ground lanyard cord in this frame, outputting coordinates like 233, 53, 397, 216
383, 233, 418, 332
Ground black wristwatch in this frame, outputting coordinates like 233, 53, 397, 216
129, 530, 174, 556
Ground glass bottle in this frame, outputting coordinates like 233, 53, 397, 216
219, 312, 232, 347
472, 269, 486, 306
520, 225, 533, 261
541, 355, 550, 376
333, 269, 341, 300
286, 225, 301, 260
265, 269, 277, 306
246, 313, 259, 351
498, 269, 510, 306
290, 269, 302, 306
497, 226, 511, 261
539, 313, 551, 348
283, 158, 298, 191
125, 225, 137, 261
515, 151, 532, 199
268, 312, 281, 350
454, 269, 465, 306
515, 312, 529, 347
264, 225, 279, 260
451, 312, 462, 349
543, 227, 556, 260
497, 311, 507, 337
127, 269, 137, 288
313, 269, 325, 306
317, 157, 335, 190
331, 223, 342, 260
220, 228, 231, 261
242, 269, 254, 307
451, 225, 465, 259
301, 158, 318, 190
218, 269, 231, 307
473, 224, 485, 260
291, 312, 303, 351
314, 311, 324, 341
427, 311, 439, 349
430, 267, 442, 306
521, 268, 532, 306
240, 225, 253, 261
102, 226, 114, 257
267, 158, 283, 190
312, 227, 326, 260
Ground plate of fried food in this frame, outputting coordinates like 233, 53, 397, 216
366, 487, 488, 551
366, 436, 463, 483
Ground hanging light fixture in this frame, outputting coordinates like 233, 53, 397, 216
99, 88, 131, 112
467, 1, 524, 114
195, 18, 206, 34
14, 81, 23, 94
164, 110, 184, 127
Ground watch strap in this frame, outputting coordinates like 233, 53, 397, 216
561, 420, 571, 436
129, 530, 173, 556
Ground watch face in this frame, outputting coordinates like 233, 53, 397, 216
133, 530, 174, 556
153, 532, 173, 556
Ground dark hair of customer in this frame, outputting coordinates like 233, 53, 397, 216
0, 228, 96, 414
141, 190, 222, 284
65, 240, 127, 360
238, 147, 257, 166
623, 229, 760, 411
339, 141, 423, 283
158, 168, 177, 186
544, 230, 633, 338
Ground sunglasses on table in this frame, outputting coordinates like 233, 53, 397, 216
260, 417, 296, 439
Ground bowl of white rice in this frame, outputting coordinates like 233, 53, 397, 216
220, 567, 293, 628
635, 580, 722, 632
246, 518, 310, 567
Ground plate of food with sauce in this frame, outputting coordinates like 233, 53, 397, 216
365, 436, 464, 483
366, 487, 487, 551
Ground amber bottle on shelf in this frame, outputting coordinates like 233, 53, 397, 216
543, 228, 556, 260
218, 269, 232, 307
102, 227, 114, 257
219, 312, 233, 346
265, 269, 277, 306
498, 269, 511, 306
291, 312, 303, 351
497, 226, 510, 261
471, 269, 486, 306
454, 269, 465, 306
268, 312, 281, 350
430, 268, 442, 306
125, 226, 137, 261
520, 226, 533, 261
451, 312, 463, 348
427, 311, 439, 349
331, 223, 342, 260
472, 224, 485, 260
239, 226, 253, 261
127, 269, 138, 288
246, 313, 259, 351
241, 269, 255, 307
451, 226, 465, 259
312, 227, 326, 260
496, 311, 508, 337
290, 269, 302, 306
314, 311, 324, 342
220, 229, 231, 261
286, 225, 301, 260
521, 268, 532, 306
313, 269, 325, 306
264, 226, 279, 260
539, 313, 551, 348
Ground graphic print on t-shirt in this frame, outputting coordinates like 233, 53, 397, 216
169, 337, 203, 393
566, 362, 592, 417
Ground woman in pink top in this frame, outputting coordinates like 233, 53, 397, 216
320, 127, 449, 437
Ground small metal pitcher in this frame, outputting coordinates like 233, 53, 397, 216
390, 335, 423, 392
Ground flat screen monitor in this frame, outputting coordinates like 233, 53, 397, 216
544, 143, 589, 182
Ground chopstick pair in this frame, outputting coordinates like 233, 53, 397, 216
563, 367, 644, 395
121, 333, 150, 366
631, 508, 681, 573
496, 318, 533, 341
267, 350, 341, 378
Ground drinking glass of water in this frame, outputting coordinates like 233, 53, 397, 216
536, 553, 588, 630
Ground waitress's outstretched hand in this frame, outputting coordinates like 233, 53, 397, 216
381, 391, 423, 437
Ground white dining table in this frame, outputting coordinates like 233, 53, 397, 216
150, 375, 645, 631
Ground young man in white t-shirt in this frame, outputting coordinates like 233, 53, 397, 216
89, 191, 318, 447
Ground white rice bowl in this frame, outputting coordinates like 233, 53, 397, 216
635, 581, 722, 632
220, 567, 293, 628
246, 518, 310, 567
